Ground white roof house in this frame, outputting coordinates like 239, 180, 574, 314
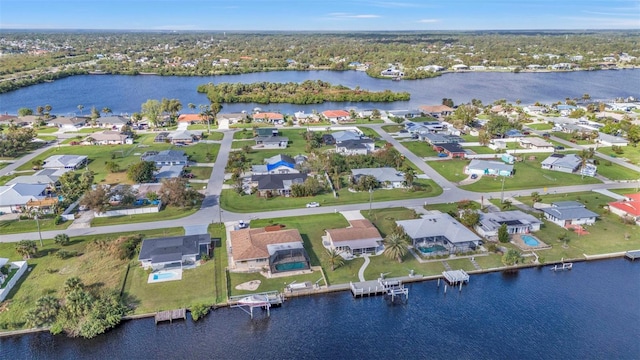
396, 213, 481, 252
351, 167, 405, 188
519, 137, 554, 151
597, 133, 628, 147
465, 159, 514, 177
42, 155, 88, 169
0, 183, 48, 213
475, 210, 543, 238
540, 201, 599, 227
541, 154, 596, 176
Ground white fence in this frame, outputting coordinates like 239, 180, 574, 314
94, 202, 162, 218
0, 261, 28, 302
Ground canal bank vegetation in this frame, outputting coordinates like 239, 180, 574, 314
197, 81, 410, 104
0, 228, 184, 334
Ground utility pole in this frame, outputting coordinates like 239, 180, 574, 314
35, 214, 43, 247
369, 187, 373, 215
500, 175, 506, 203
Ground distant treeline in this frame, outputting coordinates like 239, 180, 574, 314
196, 80, 410, 104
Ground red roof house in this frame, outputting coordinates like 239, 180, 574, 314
608, 193, 640, 222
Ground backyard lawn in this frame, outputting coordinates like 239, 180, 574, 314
0, 227, 184, 330
220, 179, 442, 213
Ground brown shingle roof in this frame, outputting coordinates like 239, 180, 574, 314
326, 219, 382, 243
230, 227, 303, 261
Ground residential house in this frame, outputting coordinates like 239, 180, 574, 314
523, 105, 548, 115
607, 193, 640, 223
322, 110, 351, 123
331, 130, 363, 143
504, 129, 524, 138
0, 183, 50, 213
138, 234, 212, 271
43, 155, 88, 170
154, 165, 185, 180
217, 113, 248, 125
465, 159, 514, 177
251, 154, 300, 175
519, 137, 554, 152
47, 116, 88, 131
396, 213, 481, 253
423, 133, 461, 145
540, 201, 599, 227
380, 67, 403, 77
452, 64, 469, 71
230, 227, 310, 272
293, 112, 319, 124
153, 132, 169, 143
541, 153, 596, 176
255, 128, 279, 137
84, 130, 133, 145
351, 167, 405, 188
255, 136, 289, 149
387, 109, 421, 120
475, 210, 543, 238
322, 134, 336, 145
167, 129, 202, 144
323, 219, 384, 256
336, 139, 375, 155
0, 114, 18, 126
177, 114, 205, 124
250, 173, 308, 197
419, 105, 454, 118
253, 112, 285, 124
96, 116, 129, 130
6, 168, 70, 188
433, 142, 466, 158
141, 150, 188, 166
597, 133, 628, 147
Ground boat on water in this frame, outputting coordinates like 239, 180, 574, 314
237, 295, 270, 306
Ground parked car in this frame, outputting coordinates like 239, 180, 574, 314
306, 202, 320, 208
470, 174, 478, 179
438, 153, 448, 157
554, 146, 565, 150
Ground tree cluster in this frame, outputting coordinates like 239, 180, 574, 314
290, 176, 324, 197
0, 126, 36, 157
197, 80, 410, 105
159, 178, 203, 207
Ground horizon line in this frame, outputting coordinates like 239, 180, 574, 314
1, 28, 639, 33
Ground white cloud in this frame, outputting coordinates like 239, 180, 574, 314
418, 19, 440, 23
328, 13, 381, 19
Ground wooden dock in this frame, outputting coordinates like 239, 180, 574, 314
155, 308, 186, 324
438, 270, 470, 293
625, 250, 640, 261
550, 263, 573, 271
229, 291, 284, 318
350, 277, 408, 302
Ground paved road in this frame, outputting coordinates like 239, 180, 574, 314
0, 142, 58, 177
2, 124, 639, 243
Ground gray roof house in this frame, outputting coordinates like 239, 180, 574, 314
336, 139, 374, 155
351, 167, 405, 188
6, 168, 70, 187
255, 136, 289, 149
0, 183, 48, 213
138, 234, 212, 271
47, 116, 88, 130
96, 116, 129, 129
597, 133, 628, 147
331, 130, 362, 143
465, 159, 514, 177
475, 210, 543, 238
541, 154, 595, 176
251, 173, 308, 196
540, 201, 599, 228
43, 155, 88, 169
155, 165, 185, 180
141, 150, 188, 166
396, 213, 481, 253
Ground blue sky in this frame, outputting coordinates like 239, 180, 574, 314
1, 0, 639, 31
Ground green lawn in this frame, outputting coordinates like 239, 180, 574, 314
551, 132, 592, 145
228, 271, 325, 297
595, 158, 640, 180
357, 127, 381, 139
36, 127, 59, 134
0, 217, 71, 234
233, 129, 257, 140
203, 131, 224, 141
426, 159, 470, 182
465, 146, 498, 154
90, 205, 200, 227
0, 172, 33, 186
185, 166, 213, 179
401, 140, 439, 157
220, 179, 442, 213
461, 134, 479, 142
528, 123, 553, 130
381, 125, 405, 133
0, 227, 184, 330
598, 146, 640, 165
363, 207, 420, 237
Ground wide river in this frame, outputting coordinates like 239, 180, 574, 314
2, 259, 639, 359
0, 69, 639, 116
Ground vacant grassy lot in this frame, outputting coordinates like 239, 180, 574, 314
426, 159, 470, 182
527, 123, 553, 130
465, 146, 498, 155
594, 158, 640, 180
220, 179, 442, 213
90, 205, 200, 227
551, 132, 592, 145
598, 146, 640, 165
401, 140, 439, 157
0, 216, 71, 234
381, 125, 405, 133
186, 166, 213, 179
0, 227, 183, 330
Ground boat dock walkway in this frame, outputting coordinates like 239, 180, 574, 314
625, 250, 640, 260
350, 277, 409, 301
155, 308, 186, 324
229, 291, 284, 306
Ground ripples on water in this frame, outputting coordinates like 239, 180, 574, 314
2, 259, 639, 359
0, 70, 638, 115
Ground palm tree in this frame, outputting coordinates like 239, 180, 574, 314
15, 240, 37, 259
102, 107, 112, 117
77, 104, 84, 115
501, 199, 513, 210
403, 169, 415, 187
188, 103, 196, 111
325, 248, 344, 271
383, 232, 409, 263
64, 276, 84, 293
25, 295, 60, 327
578, 148, 595, 178
54, 233, 70, 246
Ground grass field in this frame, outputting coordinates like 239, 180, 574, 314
220, 179, 442, 213
0, 216, 71, 234
598, 146, 640, 165
0, 227, 184, 330
465, 146, 498, 154
90, 205, 200, 227
426, 159, 471, 182
401, 140, 439, 157
594, 158, 640, 180
527, 123, 553, 130
381, 125, 405, 133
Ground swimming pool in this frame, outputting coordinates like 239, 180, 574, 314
153, 272, 177, 280
275, 262, 307, 271
418, 245, 447, 254
522, 235, 540, 246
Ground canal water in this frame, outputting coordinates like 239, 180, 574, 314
0, 69, 638, 116
3, 259, 639, 359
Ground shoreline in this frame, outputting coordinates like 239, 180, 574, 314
1, 251, 633, 339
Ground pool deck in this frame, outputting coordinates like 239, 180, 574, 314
147, 269, 183, 284
511, 233, 551, 251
